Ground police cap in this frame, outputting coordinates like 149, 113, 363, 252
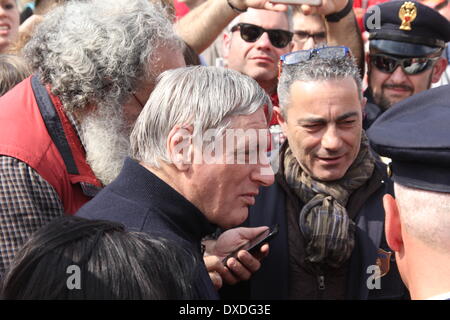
364, 1, 450, 57
367, 84, 450, 193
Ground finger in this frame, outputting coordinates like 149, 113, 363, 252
265, 2, 289, 11
226, 256, 252, 281
237, 226, 269, 240
301, 4, 315, 15
209, 271, 223, 290
203, 255, 223, 272
260, 243, 270, 257
216, 262, 240, 285
236, 250, 262, 273
251, 243, 270, 261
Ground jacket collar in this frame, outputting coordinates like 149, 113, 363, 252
111, 157, 217, 242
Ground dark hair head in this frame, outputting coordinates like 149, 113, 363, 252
1, 216, 196, 299
0, 54, 32, 96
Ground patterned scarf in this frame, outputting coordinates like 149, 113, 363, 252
283, 132, 375, 268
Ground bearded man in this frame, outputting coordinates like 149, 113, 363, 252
0, 0, 185, 276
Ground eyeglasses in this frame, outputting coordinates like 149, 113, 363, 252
278, 46, 351, 78
293, 31, 326, 44
231, 23, 293, 49
280, 46, 350, 65
370, 54, 440, 75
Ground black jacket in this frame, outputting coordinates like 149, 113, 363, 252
221, 161, 408, 300
363, 89, 384, 130
77, 157, 219, 300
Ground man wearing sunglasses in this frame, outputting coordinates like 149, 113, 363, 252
363, 1, 450, 129
223, 8, 293, 97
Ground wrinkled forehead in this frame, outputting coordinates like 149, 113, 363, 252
238, 8, 290, 30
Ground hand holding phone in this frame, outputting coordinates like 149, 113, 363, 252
222, 224, 279, 265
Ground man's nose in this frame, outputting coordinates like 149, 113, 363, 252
388, 65, 410, 83
252, 158, 275, 187
321, 126, 343, 151
255, 32, 274, 50
302, 37, 316, 50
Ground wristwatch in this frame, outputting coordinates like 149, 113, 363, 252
325, 0, 354, 23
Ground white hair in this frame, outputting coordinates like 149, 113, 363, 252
24, 0, 182, 185
394, 183, 450, 254
24, 0, 182, 113
130, 66, 271, 167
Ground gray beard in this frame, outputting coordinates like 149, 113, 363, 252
79, 106, 130, 186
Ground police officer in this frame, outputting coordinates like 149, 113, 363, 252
363, 0, 450, 129
368, 84, 450, 300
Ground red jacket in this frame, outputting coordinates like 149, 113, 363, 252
0, 76, 102, 214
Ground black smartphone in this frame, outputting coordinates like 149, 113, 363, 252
222, 224, 279, 265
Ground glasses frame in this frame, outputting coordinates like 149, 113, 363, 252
369, 53, 440, 75
278, 46, 351, 77
293, 30, 327, 44
230, 23, 293, 49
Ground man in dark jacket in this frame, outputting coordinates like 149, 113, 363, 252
77, 66, 275, 299
368, 84, 450, 300
222, 46, 408, 299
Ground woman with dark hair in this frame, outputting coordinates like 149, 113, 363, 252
1, 216, 197, 299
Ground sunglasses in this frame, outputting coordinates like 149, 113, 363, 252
279, 46, 350, 76
231, 23, 293, 49
370, 54, 439, 75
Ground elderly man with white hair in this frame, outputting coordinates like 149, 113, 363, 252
77, 66, 275, 299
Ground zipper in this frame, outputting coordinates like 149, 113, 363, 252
315, 265, 326, 299
318, 275, 325, 291
317, 274, 326, 299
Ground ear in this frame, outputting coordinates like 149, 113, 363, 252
431, 57, 448, 83
167, 125, 194, 171
361, 97, 367, 113
274, 106, 284, 123
365, 51, 371, 65
274, 106, 288, 133
222, 32, 231, 59
383, 194, 404, 253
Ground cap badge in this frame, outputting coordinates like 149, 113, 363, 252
399, 2, 417, 31
375, 248, 392, 278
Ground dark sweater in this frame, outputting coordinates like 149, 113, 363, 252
77, 157, 219, 300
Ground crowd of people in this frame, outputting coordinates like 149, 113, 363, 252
0, 0, 449, 300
